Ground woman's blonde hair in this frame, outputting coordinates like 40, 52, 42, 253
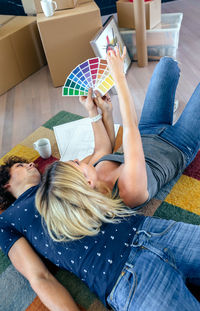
36, 161, 135, 242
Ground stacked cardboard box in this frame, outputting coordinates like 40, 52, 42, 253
0, 15, 46, 96
117, 0, 161, 30
37, 1, 102, 87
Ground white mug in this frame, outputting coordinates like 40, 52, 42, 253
40, 0, 57, 17
33, 138, 52, 159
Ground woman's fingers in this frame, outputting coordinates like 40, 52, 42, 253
107, 45, 126, 61
87, 88, 93, 99
102, 93, 111, 102
94, 91, 112, 113
121, 46, 126, 60
107, 49, 115, 58
94, 91, 104, 107
94, 90, 101, 97
94, 90, 109, 103
79, 88, 95, 110
94, 90, 105, 102
104, 92, 111, 98
79, 95, 87, 103
93, 97, 99, 106
114, 45, 120, 57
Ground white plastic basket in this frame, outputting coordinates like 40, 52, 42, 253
120, 13, 183, 60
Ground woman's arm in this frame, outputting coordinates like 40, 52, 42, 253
107, 47, 149, 207
8, 238, 80, 311
94, 92, 115, 151
79, 89, 112, 165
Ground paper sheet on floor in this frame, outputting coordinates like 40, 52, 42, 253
53, 118, 120, 161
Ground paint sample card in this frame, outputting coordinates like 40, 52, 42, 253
62, 58, 114, 96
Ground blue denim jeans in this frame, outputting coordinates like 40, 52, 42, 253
138, 57, 200, 165
107, 216, 200, 311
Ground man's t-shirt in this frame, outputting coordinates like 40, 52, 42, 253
0, 185, 145, 305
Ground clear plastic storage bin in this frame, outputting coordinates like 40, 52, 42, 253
120, 13, 183, 60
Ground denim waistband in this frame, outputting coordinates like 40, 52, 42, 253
123, 217, 177, 270
124, 217, 149, 268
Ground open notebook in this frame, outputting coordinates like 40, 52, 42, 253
53, 118, 120, 161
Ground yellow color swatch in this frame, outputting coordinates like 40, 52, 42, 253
97, 84, 107, 94
106, 76, 114, 86
102, 80, 110, 88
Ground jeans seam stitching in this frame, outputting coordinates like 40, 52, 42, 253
148, 221, 177, 237
127, 270, 137, 310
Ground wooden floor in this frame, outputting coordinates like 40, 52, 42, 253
0, 0, 200, 158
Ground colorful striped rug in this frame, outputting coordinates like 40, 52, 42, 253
0, 111, 199, 311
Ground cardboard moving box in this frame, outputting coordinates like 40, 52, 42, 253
117, 0, 161, 30
34, 0, 77, 14
0, 15, 15, 26
0, 15, 46, 96
37, 1, 102, 87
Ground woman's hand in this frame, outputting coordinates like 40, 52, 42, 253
94, 91, 112, 115
79, 88, 97, 115
106, 46, 126, 83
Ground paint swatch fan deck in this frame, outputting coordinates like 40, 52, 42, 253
62, 58, 114, 96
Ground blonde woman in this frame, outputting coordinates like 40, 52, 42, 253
38, 47, 200, 216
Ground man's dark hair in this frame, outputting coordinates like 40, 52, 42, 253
0, 156, 29, 211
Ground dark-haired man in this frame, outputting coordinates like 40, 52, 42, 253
0, 157, 80, 310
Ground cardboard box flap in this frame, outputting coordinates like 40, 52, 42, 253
0, 16, 37, 39
37, 1, 99, 22
34, 0, 77, 13
0, 15, 15, 26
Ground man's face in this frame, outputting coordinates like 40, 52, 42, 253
8, 162, 41, 192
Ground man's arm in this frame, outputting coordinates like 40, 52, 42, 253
8, 238, 80, 311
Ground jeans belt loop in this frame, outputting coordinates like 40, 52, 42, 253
131, 230, 152, 247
